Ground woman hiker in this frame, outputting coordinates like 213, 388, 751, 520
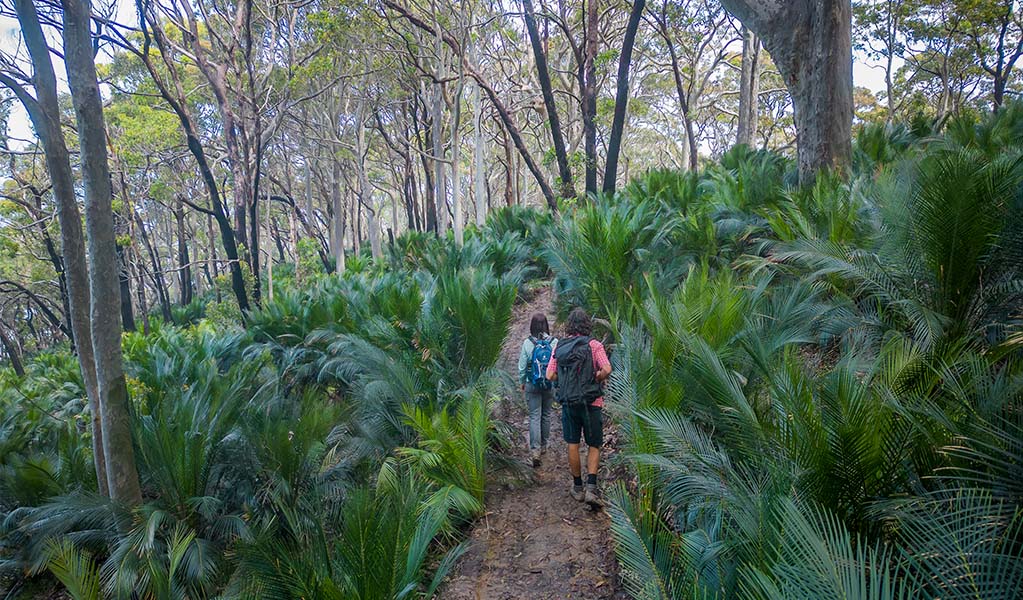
518, 312, 557, 467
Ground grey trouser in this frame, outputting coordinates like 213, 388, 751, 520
524, 383, 554, 450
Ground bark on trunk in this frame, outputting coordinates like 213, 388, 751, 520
583, 0, 600, 195
603, 0, 646, 195
135, 13, 250, 312
432, 84, 447, 237
720, 0, 853, 181
0, 326, 25, 378
133, 248, 151, 335
473, 84, 487, 227
659, 19, 699, 170
382, 0, 558, 211
501, 126, 515, 207
355, 103, 382, 259
11, 0, 108, 496
331, 161, 346, 273
62, 0, 143, 505
175, 203, 194, 306
450, 69, 465, 246
417, 95, 439, 234
132, 209, 172, 322
432, 18, 448, 238
116, 244, 135, 331
736, 27, 761, 147
523, 0, 574, 199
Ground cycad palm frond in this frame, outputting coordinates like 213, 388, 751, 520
741, 498, 911, 600
45, 537, 101, 600
606, 484, 701, 600
881, 488, 1023, 600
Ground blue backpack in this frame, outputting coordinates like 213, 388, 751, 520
529, 337, 554, 390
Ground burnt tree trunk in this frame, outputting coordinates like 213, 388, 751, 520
0, 325, 25, 377
175, 203, 194, 306
134, 10, 249, 313
603, 0, 646, 194
132, 209, 172, 322
116, 244, 135, 332
523, 0, 574, 199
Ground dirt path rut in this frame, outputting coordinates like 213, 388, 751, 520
441, 288, 627, 600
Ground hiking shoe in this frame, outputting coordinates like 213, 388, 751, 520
570, 484, 585, 502
530, 449, 541, 468
584, 484, 601, 509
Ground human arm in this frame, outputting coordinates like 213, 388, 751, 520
592, 340, 612, 382
545, 340, 558, 381
518, 339, 532, 385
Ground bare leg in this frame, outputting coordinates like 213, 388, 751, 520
567, 443, 582, 478
587, 446, 600, 477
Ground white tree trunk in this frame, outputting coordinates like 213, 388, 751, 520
473, 83, 487, 227
737, 27, 761, 147
432, 84, 447, 237
331, 160, 346, 273
13, 0, 107, 496
451, 69, 466, 246
356, 100, 382, 260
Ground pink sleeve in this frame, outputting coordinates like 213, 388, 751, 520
590, 340, 610, 370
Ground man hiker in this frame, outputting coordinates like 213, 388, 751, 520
546, 307, 611, 509
518, 312, 557, 467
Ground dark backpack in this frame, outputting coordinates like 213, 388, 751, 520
529, 336, 554, 390
554, 336, 602, 406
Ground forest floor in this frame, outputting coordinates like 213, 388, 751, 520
440, 287, 628, 600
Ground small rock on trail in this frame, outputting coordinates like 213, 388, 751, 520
440, 287, 628, 600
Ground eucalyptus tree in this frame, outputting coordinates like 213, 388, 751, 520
855, 0, 910, 122
736, 25, 761, 144
2, 0, 109, 495
104, 8, 252, 312
383, 0, 560, 210
719, 0, 855, 181
62, 0, 143, 504
645, 0, 741, 169
523, 0, 575, 199
958, 0, 1023, 109
137, 0, 326, 304
0, 139, 75, 347
603, 0, 648, 194
1, 0, 143, 503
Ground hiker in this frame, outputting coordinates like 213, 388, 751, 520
546, 307, 611, 508
518, 312, 557, 467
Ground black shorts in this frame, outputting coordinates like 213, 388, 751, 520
562, 404, 603, 448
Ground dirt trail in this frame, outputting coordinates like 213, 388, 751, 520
441, 288, 627, 600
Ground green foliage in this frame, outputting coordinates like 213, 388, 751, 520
44, 538, 100, 600
398, 394, 505, 516
853, 121, 919, 172
2, 232, 517, 597
8, 104, 1023, 600
536, 112, 1023, 600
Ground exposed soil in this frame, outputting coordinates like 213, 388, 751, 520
440, 287, 628, 600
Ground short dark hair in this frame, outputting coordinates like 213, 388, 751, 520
565, 307, 592, 336
530, 312, 550, 337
